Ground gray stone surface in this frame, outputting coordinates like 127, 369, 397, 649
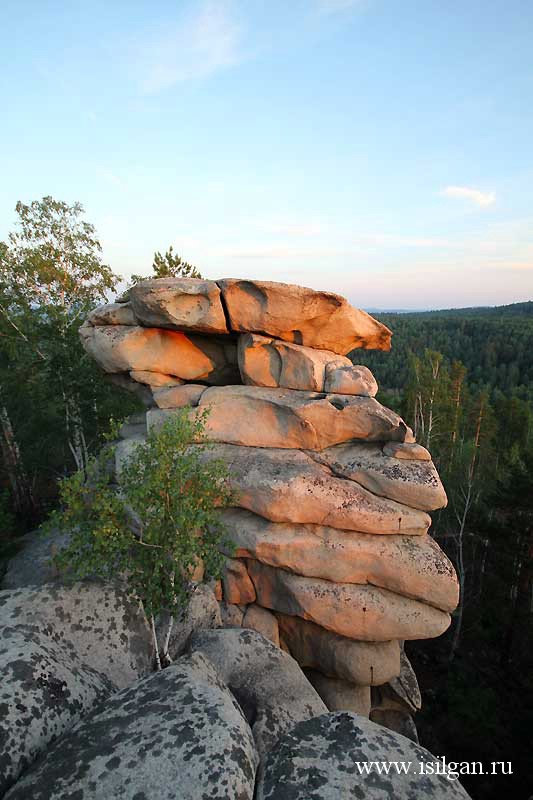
307, 441, 447, 511
0, 582, 152, 689
0, 625, 114, 796
370, 708, 420, 743
1, 530, 71, 590
188, 628, 327, 757
157, 583, 222, 661
256, 712, 472, 799
5, 652, 258, 800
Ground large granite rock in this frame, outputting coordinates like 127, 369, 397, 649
0, 626, 114, 796
248, 561, 451, 641
307, 441, 448, 511
79, 324, 238, 384
87, 302, 136, 326
128, 277, 229, 334
221, 509, 457, 611
198, 444, 431, 534
324, 362, 378, 395
152, 383, 207, 408
217, 279, 392, 354
0, 583, 152, 688
193, 385, 412, 449
256, 712, 471, 799
222, 558, 257, 605
276, 613, 401, 685
241, 604, 280, 646
188, 628, 327, 758
5, 652, 258, 800
305, 669, 371, 716
1, 529, 70, 589
238, 333, 351, 392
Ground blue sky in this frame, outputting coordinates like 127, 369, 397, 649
1, 0, 532, 309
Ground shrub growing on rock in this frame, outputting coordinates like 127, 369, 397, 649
46, 409, 234, 668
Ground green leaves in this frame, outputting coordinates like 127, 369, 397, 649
49, 408, 234, 622
130, 245, 202, 285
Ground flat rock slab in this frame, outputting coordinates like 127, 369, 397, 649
189, 385, 413, 450
0, 582, 152, 689
199, 443, 431, 534
221, 508, 458, 611
308, 441, 448, 511
128, 277, 229, 334
80, 324, 238, 384
217, 279, 392, 354
276, 613, 401, 686
0, 626, 114, 796
188, 628, 326, 758
248, 561, 451, 641
256, 712, 471, 799
5, 652, 258, 800
152, 383, 207, 408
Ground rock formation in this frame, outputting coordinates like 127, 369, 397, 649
81, 276, 459, 739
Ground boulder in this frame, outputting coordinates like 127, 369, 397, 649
383, 441, 432, 461
129, 369, 183, 388
219, 602, 245, 627
237, 333, 351, 392
0, 626, 114, 796
118, 412, 147, 440
128, 277, 229, 334
114, 435, 145, 477
370, 708, 419, 743
276, 613, 401, 685
217, 279, 392, 354
305, 670, 371, 716
188, 628, 327, 757
199, 444, 430, 534
248, 561, 451, 641
0, 582, 152, 689
6, 652, 258, 800
87, 302, 136, 326
79, 324, 238, 384
221, 508, 458, 611
222, 558, 257, 605
242, 604, 280, 645
372, 649, 422, 714
324, 362, 378, 396
256, 712, 471, 799
307, 441, 448, 511
105, 372, 153, 406
157, 583, 222, 661
185, 385, 413, 450
1, 529, 71, 590
152, 383, 207, 408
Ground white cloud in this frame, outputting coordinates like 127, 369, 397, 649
441, 185, 496, 207
138, 2, 243, 94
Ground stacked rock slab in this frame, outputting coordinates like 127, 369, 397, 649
82, 277, 459, 735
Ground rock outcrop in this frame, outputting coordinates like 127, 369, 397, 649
256, 712, 471, 799
81, 276, 458, 740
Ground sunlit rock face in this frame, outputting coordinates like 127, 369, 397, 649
81, 276, 458, 738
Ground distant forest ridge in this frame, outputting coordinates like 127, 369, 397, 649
353, 300, 533, 400
365, 300, 533, 317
